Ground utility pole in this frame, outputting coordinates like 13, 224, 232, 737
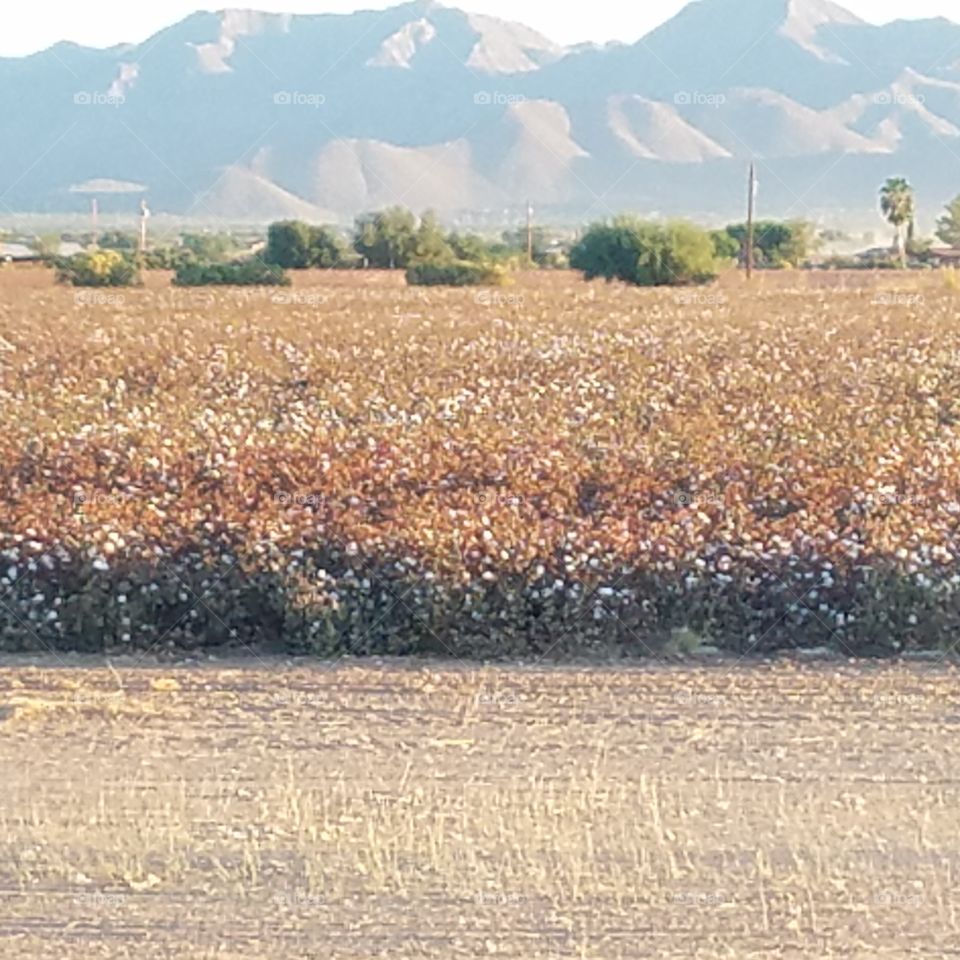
90, 198, 99, 249
526, 200, 534, 265
138, 198, 150, 256
746, 162, 756, 281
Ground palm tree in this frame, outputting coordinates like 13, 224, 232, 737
880, 177, 915, 268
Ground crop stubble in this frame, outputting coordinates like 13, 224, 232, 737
0, 658, 959, 958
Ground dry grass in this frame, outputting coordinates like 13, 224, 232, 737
0, 657, 958, 958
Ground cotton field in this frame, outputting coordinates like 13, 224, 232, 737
0, 268, 957, 657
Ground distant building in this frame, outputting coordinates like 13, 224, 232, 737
0, 243, 38, 262
0, 241, 85, 263
927, 247, 960, 267
854, 246, 897, 265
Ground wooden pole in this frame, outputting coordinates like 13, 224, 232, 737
138, 199, 149, 256
91, 198, 99, 249
746, 162, 756, 281
526, 201, 534, 265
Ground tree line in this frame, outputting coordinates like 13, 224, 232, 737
47, 177, 960, 289
263, 209, 566, 274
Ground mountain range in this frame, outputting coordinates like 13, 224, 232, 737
4, 0, 960, 225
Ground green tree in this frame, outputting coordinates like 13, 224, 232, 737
634, 222, 720, 286
265, 221, 314, 269
879, 177, 915, 268
710, 229, 740, 262
571, 218, 719, 287
142, 246, 196, 270
353, 208, 419, 269
56, 250, 140, 287
411, 211, 454, 264
406, 260, 505, 287
173, 259, 289, 287
936, 194, 960, 247
308, 225, 349, 268
181, 232, 240, 262
723, 220, 816, 268
447, 232, 491, 262
98, 230, 138, 252
265, 221, 350, 269
570, 223, 638, 282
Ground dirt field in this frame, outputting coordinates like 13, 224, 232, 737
1, 656, 959, 958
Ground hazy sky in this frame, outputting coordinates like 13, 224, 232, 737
1, 0, 958, 56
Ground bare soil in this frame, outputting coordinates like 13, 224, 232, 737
1, 657, 958, 958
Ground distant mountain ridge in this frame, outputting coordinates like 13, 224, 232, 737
3, 0, 960, 223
